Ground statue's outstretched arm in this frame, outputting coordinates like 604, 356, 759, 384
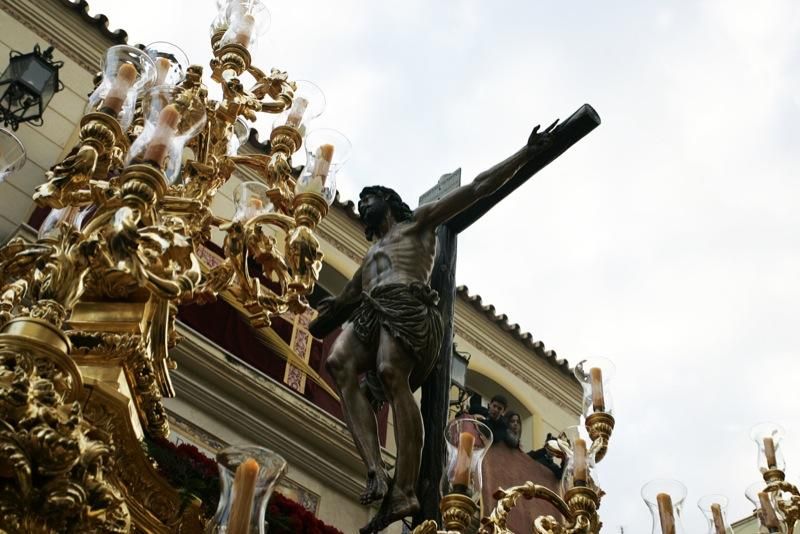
414, 121, 557, 230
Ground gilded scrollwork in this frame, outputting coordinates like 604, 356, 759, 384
0, 280, 28, 328
0, 346, 130, 533
285, 224, 323, 314
68, 331, 141, 361
764, 479, 800, 534
473, 412, 615, 534
81, 391, 204, 532
34, 113, 126, 210
1, 26, 336, 532
105, 209, 201, 301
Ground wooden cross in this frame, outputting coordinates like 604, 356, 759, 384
413, 103, 601, 526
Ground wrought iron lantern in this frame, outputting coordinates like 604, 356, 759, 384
0, 44, 64, 130
451, 345, 471, 390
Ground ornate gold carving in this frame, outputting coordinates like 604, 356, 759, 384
440, 493, 478, 532
0, 280, 27, 328
211, 43, 251, 81
118, 164, 169, 213
221, 213, 295, 327
474, 411, 613, 534
82, 386, 204, 533
760, 470, 800, 534
68, 332, 141, 361
33, 112, 126, 210
20, 226, 100, 329
1, 22, 335, 532
0, 342, 130, 533
585, 412, 614, 462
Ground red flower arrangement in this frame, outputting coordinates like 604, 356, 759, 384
144, 437, 343, 534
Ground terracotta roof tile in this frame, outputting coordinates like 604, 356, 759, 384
62, 0, 128, 44
456, 284, 572, 374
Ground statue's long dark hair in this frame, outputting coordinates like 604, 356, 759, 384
358, 186, 412, 240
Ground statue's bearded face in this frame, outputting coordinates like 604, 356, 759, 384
358, 194, 389, 231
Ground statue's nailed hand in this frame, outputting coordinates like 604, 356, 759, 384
527, 119, 559, 154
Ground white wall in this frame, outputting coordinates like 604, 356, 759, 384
0, 8, 93, 240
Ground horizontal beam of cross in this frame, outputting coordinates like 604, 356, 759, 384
445, 104, 601, 234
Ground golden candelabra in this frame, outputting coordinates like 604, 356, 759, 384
746, 423, 800, 534
412, 359, 616, 534
758, 469, 800, 534
633, 422, 800, 534
0, 1, 349, 530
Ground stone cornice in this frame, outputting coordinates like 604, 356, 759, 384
0, 0, 126, 74
171, 322, 394, 501
454, 298, 582, 416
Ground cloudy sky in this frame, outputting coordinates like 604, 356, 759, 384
87, 0, 800, 530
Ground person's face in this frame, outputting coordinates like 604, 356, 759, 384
508, 415, 521, 434
358, 194, 389, 228
487, 400, 505, 420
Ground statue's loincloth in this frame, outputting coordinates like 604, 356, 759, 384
351, 282, 443, 396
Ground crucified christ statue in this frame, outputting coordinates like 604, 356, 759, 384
310, 121, 558, 533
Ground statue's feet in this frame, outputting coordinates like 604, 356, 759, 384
359, 484, 419, 534
360, 470, 389, 505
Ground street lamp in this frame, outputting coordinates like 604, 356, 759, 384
450, 345, 470, 391
0, 44, 64, 130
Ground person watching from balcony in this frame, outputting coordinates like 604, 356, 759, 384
527, 432, 564, 479
504, 411, 522, 449
468, 393, 508, 445
479, 409, 564, 531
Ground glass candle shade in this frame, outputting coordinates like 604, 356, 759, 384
573, 357, 615, 417
441, 418, 493, 501
218, 0, 270, 50
272, 80, 326, 136
126, 85, 206, 183
697, 494, 734, 534
641, 479, 687, 534
295, 129, 351, 205
233, 181, 274, 222
211, 0, 250, 40
751, 423, 786, 474
745, 482, 788, 533
558, 425, 600, 494
227, 117, 251, 156
145, 42, 189, 87
88, 45, 156, 129
206, 445, 287, 534
37, 206, 88, 240
0, 128, 25, 183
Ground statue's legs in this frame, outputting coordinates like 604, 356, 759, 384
325, 324, 387, 504
367, 328, 422, 530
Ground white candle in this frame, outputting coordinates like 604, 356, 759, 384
657, 493, 676, 534
103, 63, 137, 115
155, 57, 171, 85
232, 14, 256, 48
143, 104, 181, 167
590, 367, 605, 412
286, 97, 309, 128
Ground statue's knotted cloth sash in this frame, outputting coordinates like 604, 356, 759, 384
352, 282, 444, 398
